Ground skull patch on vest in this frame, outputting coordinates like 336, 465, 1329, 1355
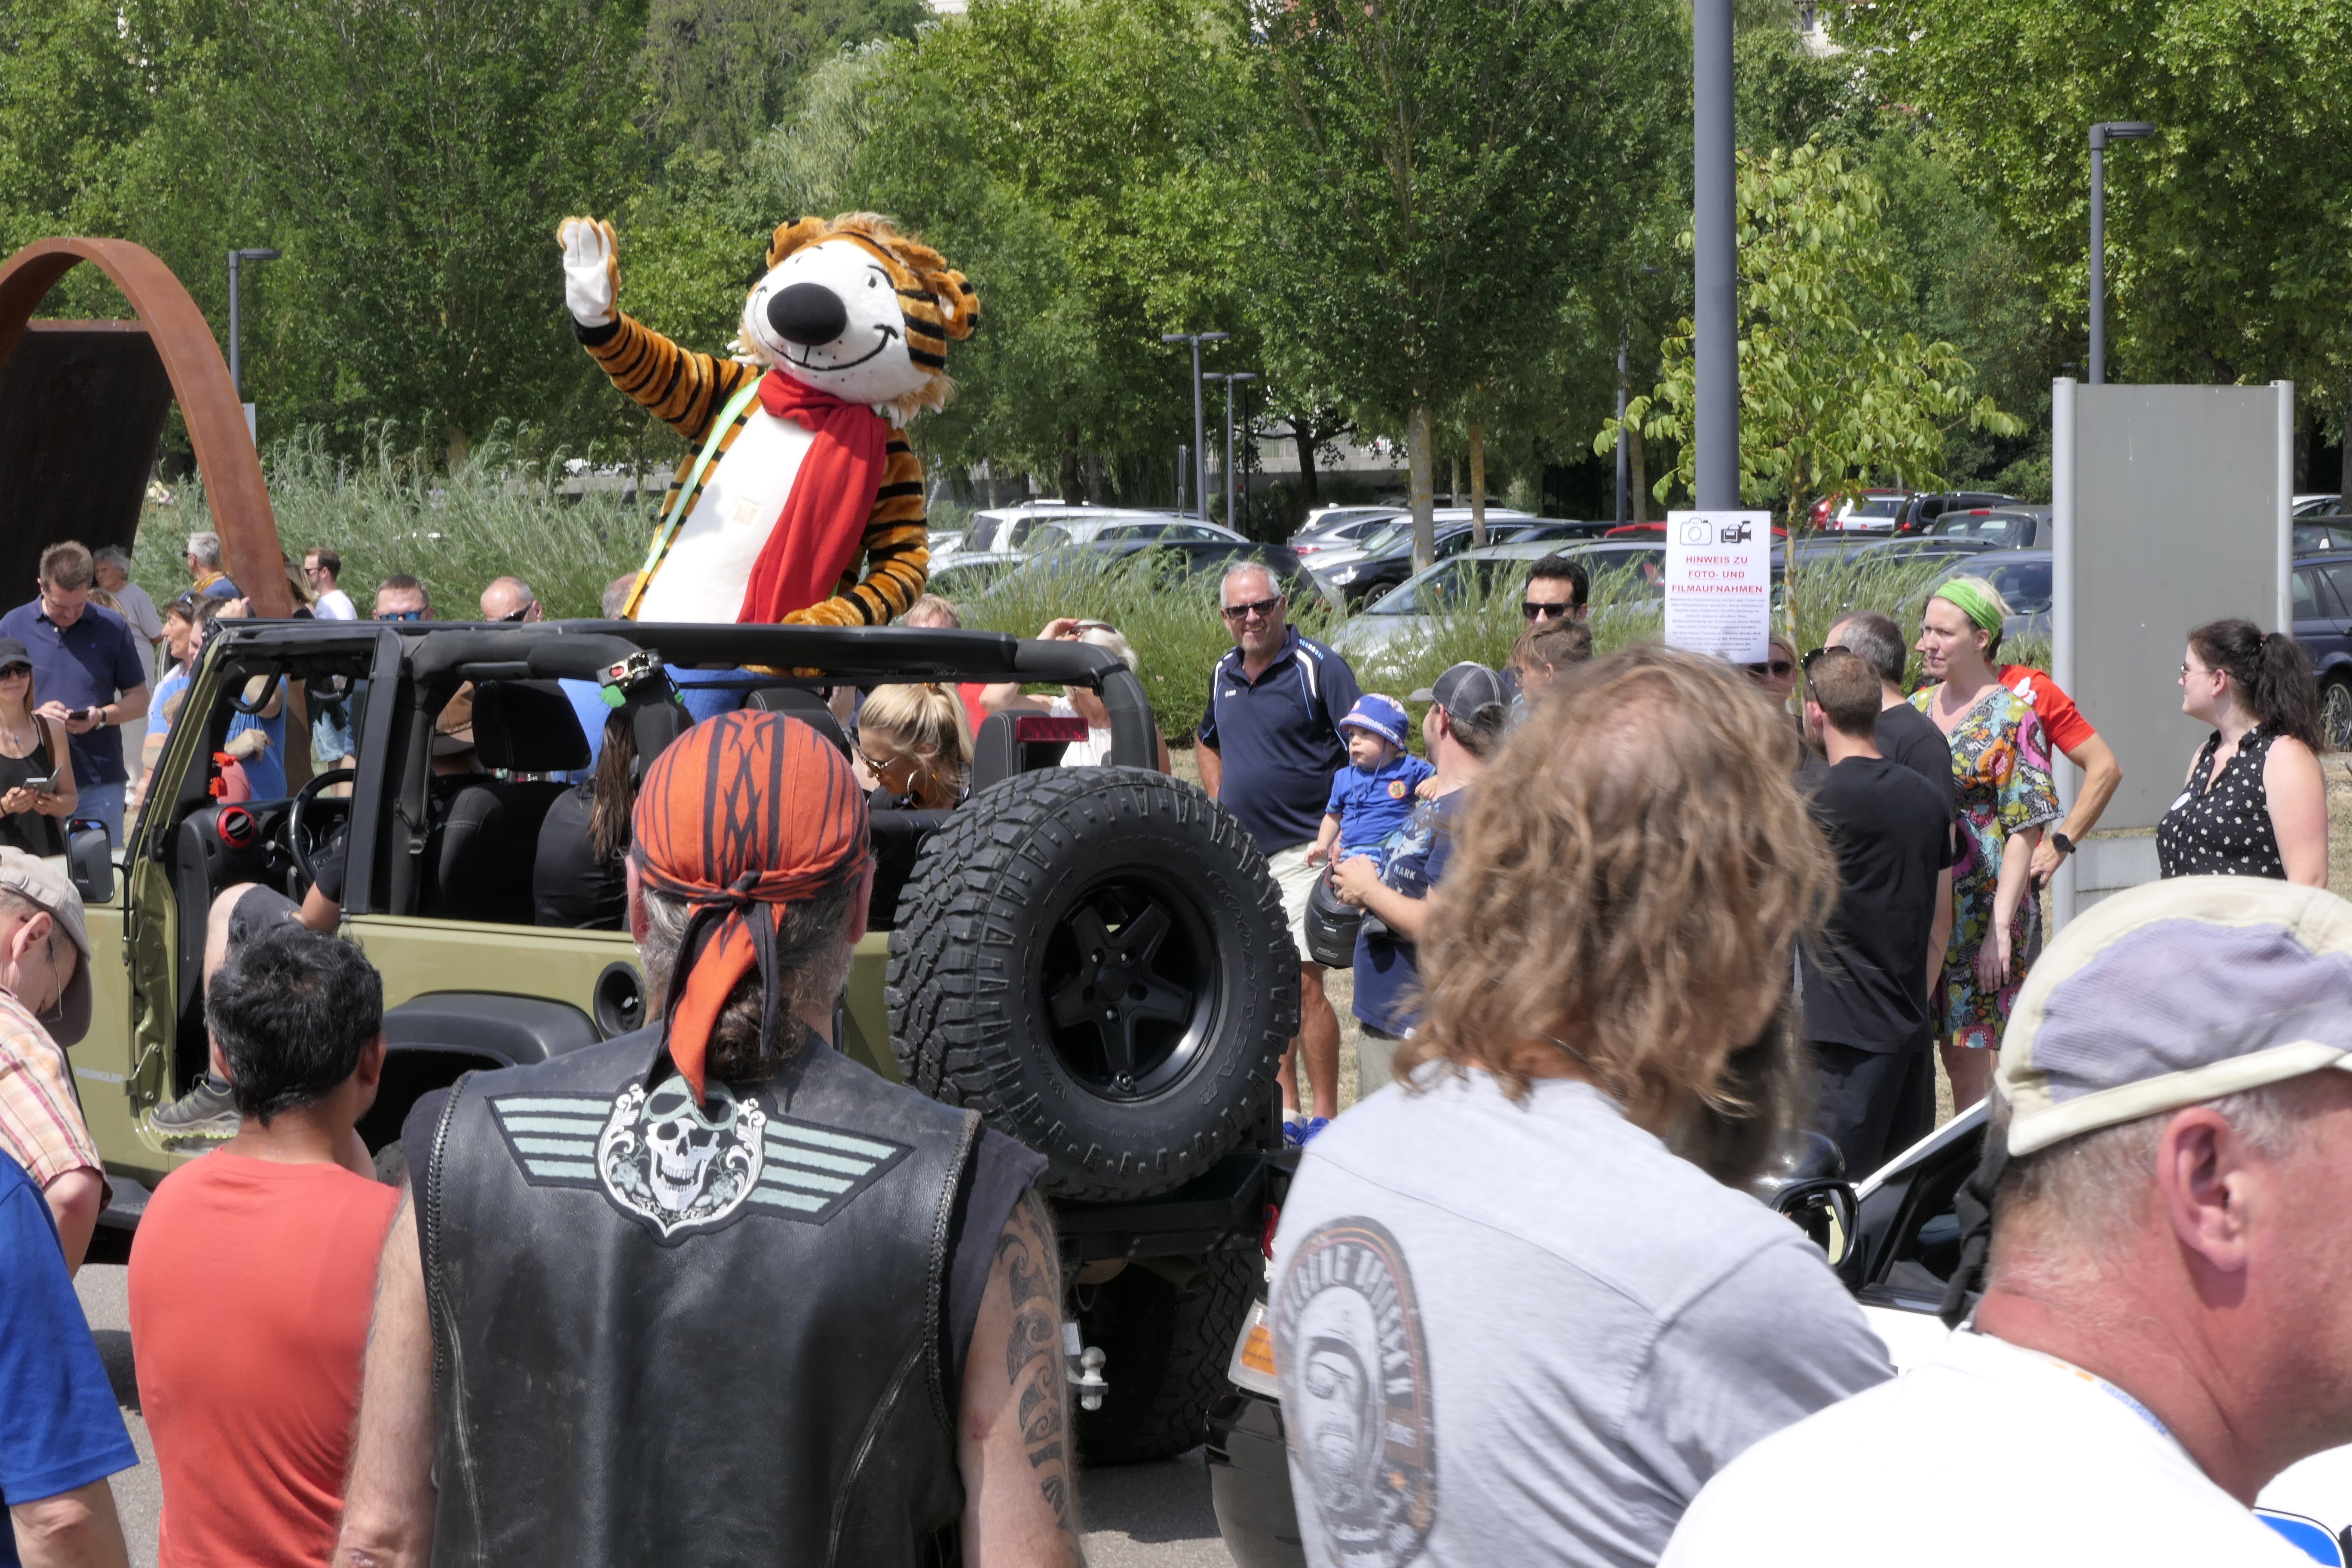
598, 1080, 766, 1238
488, 1082, 916, 1243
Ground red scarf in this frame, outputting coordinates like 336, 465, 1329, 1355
735, 369, 891, 624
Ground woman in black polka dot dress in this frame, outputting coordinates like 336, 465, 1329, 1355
2157, 619, 2329, 884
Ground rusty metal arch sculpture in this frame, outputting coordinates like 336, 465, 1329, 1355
0, 238, 289, 616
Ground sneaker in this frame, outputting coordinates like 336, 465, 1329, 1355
147, 1075, 239, 1142
1284, 1116, 1331, 1148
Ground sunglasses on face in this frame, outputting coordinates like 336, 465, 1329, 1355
377, 609, 424, 622
1222, 595, 1283, 623
496, 606, 532, 623
1522, 600, 1575, 621
0, 667, 29, 680
1746, 659, 1795, 678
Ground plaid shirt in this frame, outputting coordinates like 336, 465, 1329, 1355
0, 986, 99, 1188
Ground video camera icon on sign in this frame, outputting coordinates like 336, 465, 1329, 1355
1718, 521, 1753, 543
1678, 520, 1712, 545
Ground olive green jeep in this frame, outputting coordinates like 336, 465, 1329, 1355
72, 615, 1298, 1463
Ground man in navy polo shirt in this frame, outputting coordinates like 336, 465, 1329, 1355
1197, 561, 1360, 1141
0, 542, 152, 845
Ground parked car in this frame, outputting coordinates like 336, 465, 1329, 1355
1207, 1099, 2352, 1568
1328, 540, 1664, 665
1296, 506, 1536, 579
2291, 551, 2352, 750
2296, 521, 2352, 555
1316, 518, 1586, 608
2294, 493, 2342, 518
1774, 534, 1996, 571
1812, 489, 1914, 532
1006, 538, 1335, 612
1918, 507, 2054, 551
1289, 508, 1405, 554
934, 502, 1239, 573
1893, 490, 2023, 532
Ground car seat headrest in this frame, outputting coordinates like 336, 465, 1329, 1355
470, 681, 589, 773
745, 686, 851, 760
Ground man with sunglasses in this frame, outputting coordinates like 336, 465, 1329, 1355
1, 540, 153, 844
1197, 562, 1360, 1142
480, 577, 543, 625
373, 575, 432, 623
1520, 554, 1590, 627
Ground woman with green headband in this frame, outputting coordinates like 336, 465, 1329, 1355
1911, 574, 2061, 1109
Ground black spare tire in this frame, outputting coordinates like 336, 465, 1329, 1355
887, 766, 1296, 1202
1074, 1246, 1261, 1465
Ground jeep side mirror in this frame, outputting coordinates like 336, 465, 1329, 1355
1771, 1176, 1856, 1266
67, 825, 113, 905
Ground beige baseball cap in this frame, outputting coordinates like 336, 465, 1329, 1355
0, 848, 91, 1045
1998, 876, 2352, 1157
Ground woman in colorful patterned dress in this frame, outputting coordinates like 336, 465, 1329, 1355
1911, 576, 2060, 1110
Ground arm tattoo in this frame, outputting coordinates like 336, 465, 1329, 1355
995, 1185, 1080, 1543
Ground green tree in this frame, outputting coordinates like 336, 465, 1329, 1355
1246, 0, 1686, 566
1843, 0, 2352, 444
1599, 144, 2020, 528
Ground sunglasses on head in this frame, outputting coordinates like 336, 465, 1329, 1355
1522, 599, 1575, 621
1221, 594, 1283, 622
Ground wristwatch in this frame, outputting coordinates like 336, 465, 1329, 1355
2050, 831, 2076, 856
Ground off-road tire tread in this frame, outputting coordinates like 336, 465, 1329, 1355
886, 766, 1295, 1201
1075, 1246, 1262, 1466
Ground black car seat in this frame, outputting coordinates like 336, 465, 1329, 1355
745, 685, 852, 759
969, 710, 1072, 793
420, 681, 585, 925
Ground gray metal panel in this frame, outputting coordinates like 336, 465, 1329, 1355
2060, 380, 2289, 839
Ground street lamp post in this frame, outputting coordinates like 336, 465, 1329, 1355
1615, 338, 1631, 526
1161, 331, 1228, 520
1207, 372, 1258, 529
227, 246, 282, 444
1693, 0, 1737, 510
2088, 122, 2154, 386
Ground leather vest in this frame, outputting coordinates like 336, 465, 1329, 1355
420, 1028, 982, 1567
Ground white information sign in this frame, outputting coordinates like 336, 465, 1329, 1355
1663, 510, 1773, 664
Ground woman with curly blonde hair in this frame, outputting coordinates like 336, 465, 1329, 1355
1268, 646, 1890, 1565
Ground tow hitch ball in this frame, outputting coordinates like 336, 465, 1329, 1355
1062, 1322, 1108, 1411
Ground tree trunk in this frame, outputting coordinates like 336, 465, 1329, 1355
2342, 384, 2352, 502
444, 423, 469, 469
1468, 423, 1487, 544
1449, 454, 1461, 508
1295, 421, 1323, 508
1408, 405, 1436, 573
1060, 437, 1084, 503
1629, 424, 1650, 524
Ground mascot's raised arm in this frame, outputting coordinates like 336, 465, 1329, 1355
558, 212, 977, 625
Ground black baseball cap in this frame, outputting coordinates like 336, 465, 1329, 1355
0, 638, 29, 673
1410, 662, 1509, 721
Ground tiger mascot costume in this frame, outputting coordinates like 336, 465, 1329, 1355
557, 212, 977, 625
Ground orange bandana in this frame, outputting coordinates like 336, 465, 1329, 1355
631, 710, 870, 1102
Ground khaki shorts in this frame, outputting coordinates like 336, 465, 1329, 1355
1265, 842, 1320, 963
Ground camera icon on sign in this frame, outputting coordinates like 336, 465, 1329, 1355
1678, 520, 1712, 545
1718, 521, 1753, 543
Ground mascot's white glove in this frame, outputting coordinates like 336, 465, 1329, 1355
557, 216, 619, 328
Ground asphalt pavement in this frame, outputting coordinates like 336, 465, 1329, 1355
72, 1262, 1235, 1567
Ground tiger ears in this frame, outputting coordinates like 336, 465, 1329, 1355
923, 267, 979, 340
765, 216, 832, 270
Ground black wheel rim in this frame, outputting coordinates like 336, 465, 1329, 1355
2326, 682, 2352, 753
1038, 871, 1217, 1100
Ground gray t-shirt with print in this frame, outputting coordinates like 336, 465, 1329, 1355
1270, 1069, 1892, 1568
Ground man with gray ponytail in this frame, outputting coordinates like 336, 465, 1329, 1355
2158, 618, 2328, 884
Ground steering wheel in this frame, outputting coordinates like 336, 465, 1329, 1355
286, 768, 355, 890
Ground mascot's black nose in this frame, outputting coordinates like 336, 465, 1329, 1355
767, 282, 849, 347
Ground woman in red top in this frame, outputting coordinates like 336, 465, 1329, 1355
1996, 663, 2122, 885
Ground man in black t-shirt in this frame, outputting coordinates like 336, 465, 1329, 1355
1798, 649, 1956, 1174
1826, 610, 1954, 816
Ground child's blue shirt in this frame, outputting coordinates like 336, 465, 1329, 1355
1326, 752, 1436, 860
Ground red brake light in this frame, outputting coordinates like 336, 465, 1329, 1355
1015, 715, 1090, 744
1261, 1202, 1281, 1261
